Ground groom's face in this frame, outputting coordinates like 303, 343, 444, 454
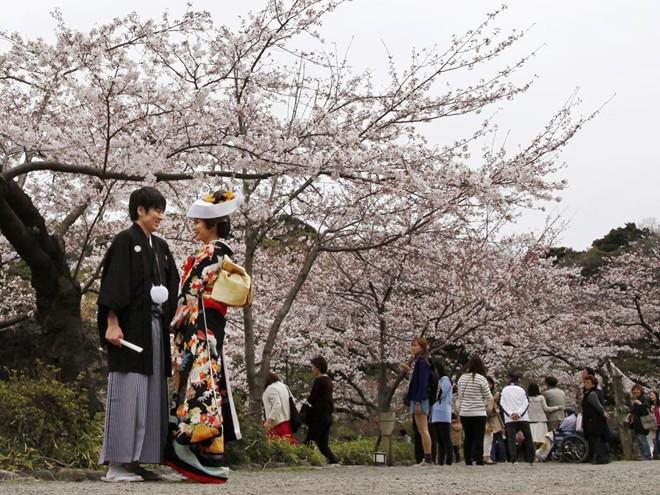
137, 206, 164, 234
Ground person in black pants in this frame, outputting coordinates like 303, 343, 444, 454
583, 374, 609, 464
500, 372, 535, 463
429, 360, 453, 465
455, 355, 492, 465
305, 356, 339, 464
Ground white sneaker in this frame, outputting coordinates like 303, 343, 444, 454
101, 464, 144, 482
415, 459, 433, 467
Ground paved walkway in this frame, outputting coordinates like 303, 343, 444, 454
1, 461, 659, 495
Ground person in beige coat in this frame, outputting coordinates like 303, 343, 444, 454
450, 413, 464, 463
542, 376, 566, 431
528, 383, 562, 445
483, 376, 504, 464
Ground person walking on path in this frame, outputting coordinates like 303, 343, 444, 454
404, 336, 433, 466
262, 371, 298, 445
305, 356, 339, 464
499, 372, 535, 464
429, 360, 453, 465
455, 355, 493, 466
542, 376, 566, 431
97, 186, 179, 482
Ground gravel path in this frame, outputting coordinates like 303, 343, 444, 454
1, 461, 659, 495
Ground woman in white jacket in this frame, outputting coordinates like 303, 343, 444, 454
262, 372, 297, 445
527, 382, 562, 445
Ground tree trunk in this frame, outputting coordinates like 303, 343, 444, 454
241, 226, 262, 418
255, 243, 320, 410
608, 363, 636, 460
0, 177, 87, 381
377, 315, 390, 412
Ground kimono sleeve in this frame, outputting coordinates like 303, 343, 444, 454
98, 233, 132, 313
184, 245, 222, 298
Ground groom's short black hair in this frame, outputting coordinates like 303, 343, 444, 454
129, 187, 166, 221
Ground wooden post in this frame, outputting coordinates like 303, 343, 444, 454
608, 363, 636, 460
377, 411, 396, 466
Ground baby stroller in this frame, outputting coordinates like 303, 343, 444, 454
548, 428, 589, 463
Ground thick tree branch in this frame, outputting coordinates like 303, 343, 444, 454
0, 313, 32, 330
1, 161, 274, 182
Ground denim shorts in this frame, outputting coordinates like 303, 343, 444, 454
410, 400, 430, 416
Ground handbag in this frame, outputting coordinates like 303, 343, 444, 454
211, 255, 253, 307
299, 401, 312, 425
485, 398, 495, 415
288, 392, 303, 433
640, 413, 657, 430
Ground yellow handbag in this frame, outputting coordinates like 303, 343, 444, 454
210, 255, 253, 307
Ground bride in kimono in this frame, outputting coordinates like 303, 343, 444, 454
165, 190, 243, 483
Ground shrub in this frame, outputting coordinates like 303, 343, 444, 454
223, 414, 325, 467
0, 366, 103, 470
331, 438, 415, 465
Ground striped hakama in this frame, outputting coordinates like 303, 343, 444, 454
99, 315, 168, 464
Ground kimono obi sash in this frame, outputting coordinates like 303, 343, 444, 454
202, 292, 228, 317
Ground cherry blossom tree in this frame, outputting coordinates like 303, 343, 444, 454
260, 218, 583, 416
597, 236, 660, 348
0, 1, 590, 414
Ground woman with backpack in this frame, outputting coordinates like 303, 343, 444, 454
404, 336, 433, 466
429, 359, 453, 465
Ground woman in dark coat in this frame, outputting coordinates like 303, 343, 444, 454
305, 356, 339, 464
581, 374, 609, 464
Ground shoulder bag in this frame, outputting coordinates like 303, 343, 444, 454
211, 255, 253, 307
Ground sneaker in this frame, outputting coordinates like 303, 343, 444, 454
415, 460, 433, 467
101, 464, 144, 483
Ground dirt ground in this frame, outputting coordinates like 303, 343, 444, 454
1, 461, 659, 495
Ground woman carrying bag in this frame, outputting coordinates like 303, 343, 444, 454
455, 355, 493, 466
166, 190, 244, 483
262, 371, 298, 445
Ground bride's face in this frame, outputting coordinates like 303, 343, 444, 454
192, 219, 217, 244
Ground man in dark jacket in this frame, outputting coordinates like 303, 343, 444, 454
97, 187, 179, 482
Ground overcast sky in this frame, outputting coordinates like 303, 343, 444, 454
3, 0, 658, 250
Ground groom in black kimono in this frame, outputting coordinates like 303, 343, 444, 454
97, 186, 179, 482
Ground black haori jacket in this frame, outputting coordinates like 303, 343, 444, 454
97, 223, 179, 376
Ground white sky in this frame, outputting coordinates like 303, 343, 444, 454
3, 0, 658, 250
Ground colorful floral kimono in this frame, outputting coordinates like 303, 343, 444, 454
167, 240, 241, 481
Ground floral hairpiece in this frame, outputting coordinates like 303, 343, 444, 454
203, 191, 236, 204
